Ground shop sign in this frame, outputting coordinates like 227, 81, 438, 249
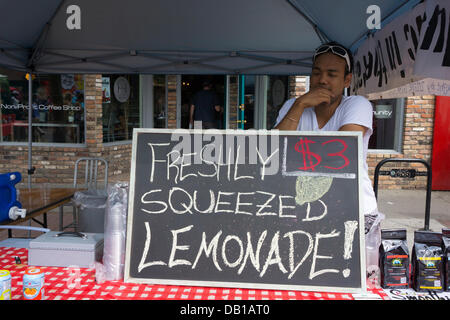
0, 103, 81, 112
373, 104, 393, 119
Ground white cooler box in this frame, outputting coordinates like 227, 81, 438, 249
29, 231, 104, 268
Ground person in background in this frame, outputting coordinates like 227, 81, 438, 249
189, 81, 221, 129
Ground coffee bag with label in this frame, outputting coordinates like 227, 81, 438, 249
379, 229, 409, 289
443, 228, 450, 292
412, 231, 443, 292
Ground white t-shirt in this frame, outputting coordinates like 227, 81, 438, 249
275, 95, 378, 215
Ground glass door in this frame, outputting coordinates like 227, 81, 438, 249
140, 75, 167, 129
238, 75, 288, 130
180, 75, 225, 129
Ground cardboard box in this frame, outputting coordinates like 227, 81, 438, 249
29, 232, 104, 268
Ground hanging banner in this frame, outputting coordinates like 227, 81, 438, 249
351, 0, 450, 98
367, 77, 450, 100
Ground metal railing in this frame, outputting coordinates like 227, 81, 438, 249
373, 158, 432, 231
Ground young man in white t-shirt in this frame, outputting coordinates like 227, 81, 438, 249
275, 42, 383, 275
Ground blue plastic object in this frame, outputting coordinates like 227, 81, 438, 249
0, 172, 22, 222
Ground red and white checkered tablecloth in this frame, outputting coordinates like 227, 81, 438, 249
0, 247, 388, 300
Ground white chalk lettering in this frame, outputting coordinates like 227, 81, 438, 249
217, 148, 232, 181
169, 225, 193, 268
235, 192, 255, 215
255, 191, 277, 216
214, 191, 235, 213
260, 231, 288, 277
180, 153, 198, 182
193, 190, 215, 214
141, 189, 168, 214
147, 143, 170, 183
167, 149, 181, 184
256, 147, 279, 180
302, 200, 328, 222
238, 231, 267, 274
198, 144, 217, 178
137, 223, 358, 283
140, 188, 301, 218
278, 195, 296, 218
201, 131, 223, 165
168, 187, 193, 214
192, 230, 223, 271
222, 235, 244, 268
284, 230, 314, 279
343, 220, 358, 260
138, 222, 166, 272
233, 144, 253, 181
309, 230, 340, 279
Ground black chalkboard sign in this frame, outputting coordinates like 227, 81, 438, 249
124, 128, 367, 294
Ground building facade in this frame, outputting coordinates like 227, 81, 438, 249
0, 70, 438, 191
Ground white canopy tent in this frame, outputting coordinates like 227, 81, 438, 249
0, 0, 421, 75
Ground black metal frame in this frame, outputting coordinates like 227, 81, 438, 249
373, 158, 432, 231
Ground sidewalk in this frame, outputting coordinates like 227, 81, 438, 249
377, 189, 450, 250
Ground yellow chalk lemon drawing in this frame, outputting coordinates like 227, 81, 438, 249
295, 175, 333, 206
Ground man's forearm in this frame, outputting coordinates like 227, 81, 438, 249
274, 100, 305, 130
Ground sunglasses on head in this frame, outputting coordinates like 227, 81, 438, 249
313, 44, 351, 72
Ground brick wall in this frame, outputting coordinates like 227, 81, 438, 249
228, 76, 239, 129
84, 74, 103, 155
167, 75, 177, 129
0, 145, 89, 186
289, 76, 308, 98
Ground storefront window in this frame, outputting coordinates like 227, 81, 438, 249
102, 74, 140, 142
369, 98, 404, 151
0, 69, 85, 144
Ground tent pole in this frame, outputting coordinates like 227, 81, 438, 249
27, 73, 33, 189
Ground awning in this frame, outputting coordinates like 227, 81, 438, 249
0, 0, 420, 75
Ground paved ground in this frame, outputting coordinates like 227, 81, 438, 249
1, 189, 449, 250
377, 189, 450, 250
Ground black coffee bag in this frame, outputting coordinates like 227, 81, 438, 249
412, 231, 444, 292
443, 228, 450, 292
379, 229, 409, 289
